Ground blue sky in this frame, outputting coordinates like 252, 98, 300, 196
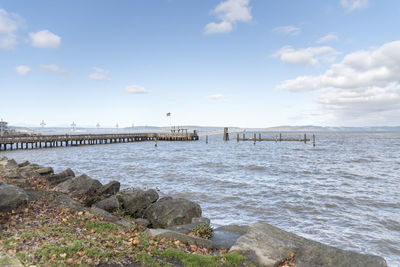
1, 0, 400, 128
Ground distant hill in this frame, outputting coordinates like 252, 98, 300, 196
7, 125, 400, 136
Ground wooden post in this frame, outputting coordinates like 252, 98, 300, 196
304, 134, 307, 144
223, 128, 229, 141
243, 133, 245, 141
206, 135, 208, 144
155, 137, 158, 147
259, 133, 261, 141
237, 133, 239, 142
275, 135, 277, 142
279, 133, 282, 142
313, 134, 316, 147
254, 133, 256, 145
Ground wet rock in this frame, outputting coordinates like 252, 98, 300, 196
0, 182, 28, 212
97, 181, 120, 196
117, 189, 158, 218
230, 222, 387, 267
49, 194, 86, 211
210, 225, 249, 250
95, 195, 120, 212
46, 168, 75, 186
147, 229, 213, 249
145, 198, 202, 228
53, 174, 102, 198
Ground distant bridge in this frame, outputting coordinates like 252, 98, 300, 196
0, 132, 199, 151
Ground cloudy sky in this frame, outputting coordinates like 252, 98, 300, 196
1, 0, 400, 127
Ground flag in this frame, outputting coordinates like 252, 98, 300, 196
166, 112, 171, 117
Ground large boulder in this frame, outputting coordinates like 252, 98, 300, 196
117, 189, 158, 218
0, 159, 18, 169
53, 174, 102, 198
97, 181, 120, 196
210, 225, 249, 250
230, 222, 387, 267
94, 195, 120, 212
49, 194, 86, 211
0, 182, 28, 212
46, 168, 75, 186
144, 198, 202, 228
0, 168, 22, 179
19, 164, 43, 178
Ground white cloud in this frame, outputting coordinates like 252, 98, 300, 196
0, 9, 22, 50
207, 94, 225, 101
274, 46, 340, 65
278, 40, 400, 123
316, 33, 338, 44
29, 30, 61, 49
204, 0, 252, 35
273, 25, 301, 36
340, 0, 369, 11
15, 65, 31, 75
125, 85, 148, 94
39, 64, 65, 74
88, 67, 111, 81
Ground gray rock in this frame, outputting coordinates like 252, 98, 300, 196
97, 181, 120, 196
144, 198, 202, 228
46, 168, 75, 186
135, 218, 150, 228
36, 167, 54, 176
117, 189, 158, 218
94, 195, 120, 212
230, 222, 387, 267
147, 228, 213, 249
166, 218, 211, 234
0, 182, 28, 212
90, 207, 135, 229
49, 194, 86, 211
90, 207, 119, 222
0, 168, 22, 179
17, 160, 30, 168
210, 225, 249, 250
19, 164, 42, 178
3, 159, 18, 169
53, 174, 102, 198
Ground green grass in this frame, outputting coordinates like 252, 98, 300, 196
83, 221, 120, 233
161, 248, 251, 267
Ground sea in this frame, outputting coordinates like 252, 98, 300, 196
2, 132, 400, 266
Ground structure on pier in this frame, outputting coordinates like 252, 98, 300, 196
0, 119, 8, 137
0, 132, 199, 151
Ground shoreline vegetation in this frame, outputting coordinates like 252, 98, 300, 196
0, 157, 387, 267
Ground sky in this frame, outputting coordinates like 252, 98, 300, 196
1, 0, 400, 128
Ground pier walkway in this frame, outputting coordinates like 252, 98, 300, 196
0, 132, 199, 151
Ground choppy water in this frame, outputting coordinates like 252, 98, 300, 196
2, 132, 400, 266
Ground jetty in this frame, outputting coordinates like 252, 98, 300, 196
0, 132, 199, 151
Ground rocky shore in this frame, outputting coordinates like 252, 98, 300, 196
0, 156, 388, 266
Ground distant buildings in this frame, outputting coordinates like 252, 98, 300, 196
0, 119, 8, 136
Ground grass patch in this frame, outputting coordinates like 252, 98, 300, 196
83, 221, 120, 233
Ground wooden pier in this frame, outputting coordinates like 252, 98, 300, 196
235, 132, 315, 146
0, 132, 199, 151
